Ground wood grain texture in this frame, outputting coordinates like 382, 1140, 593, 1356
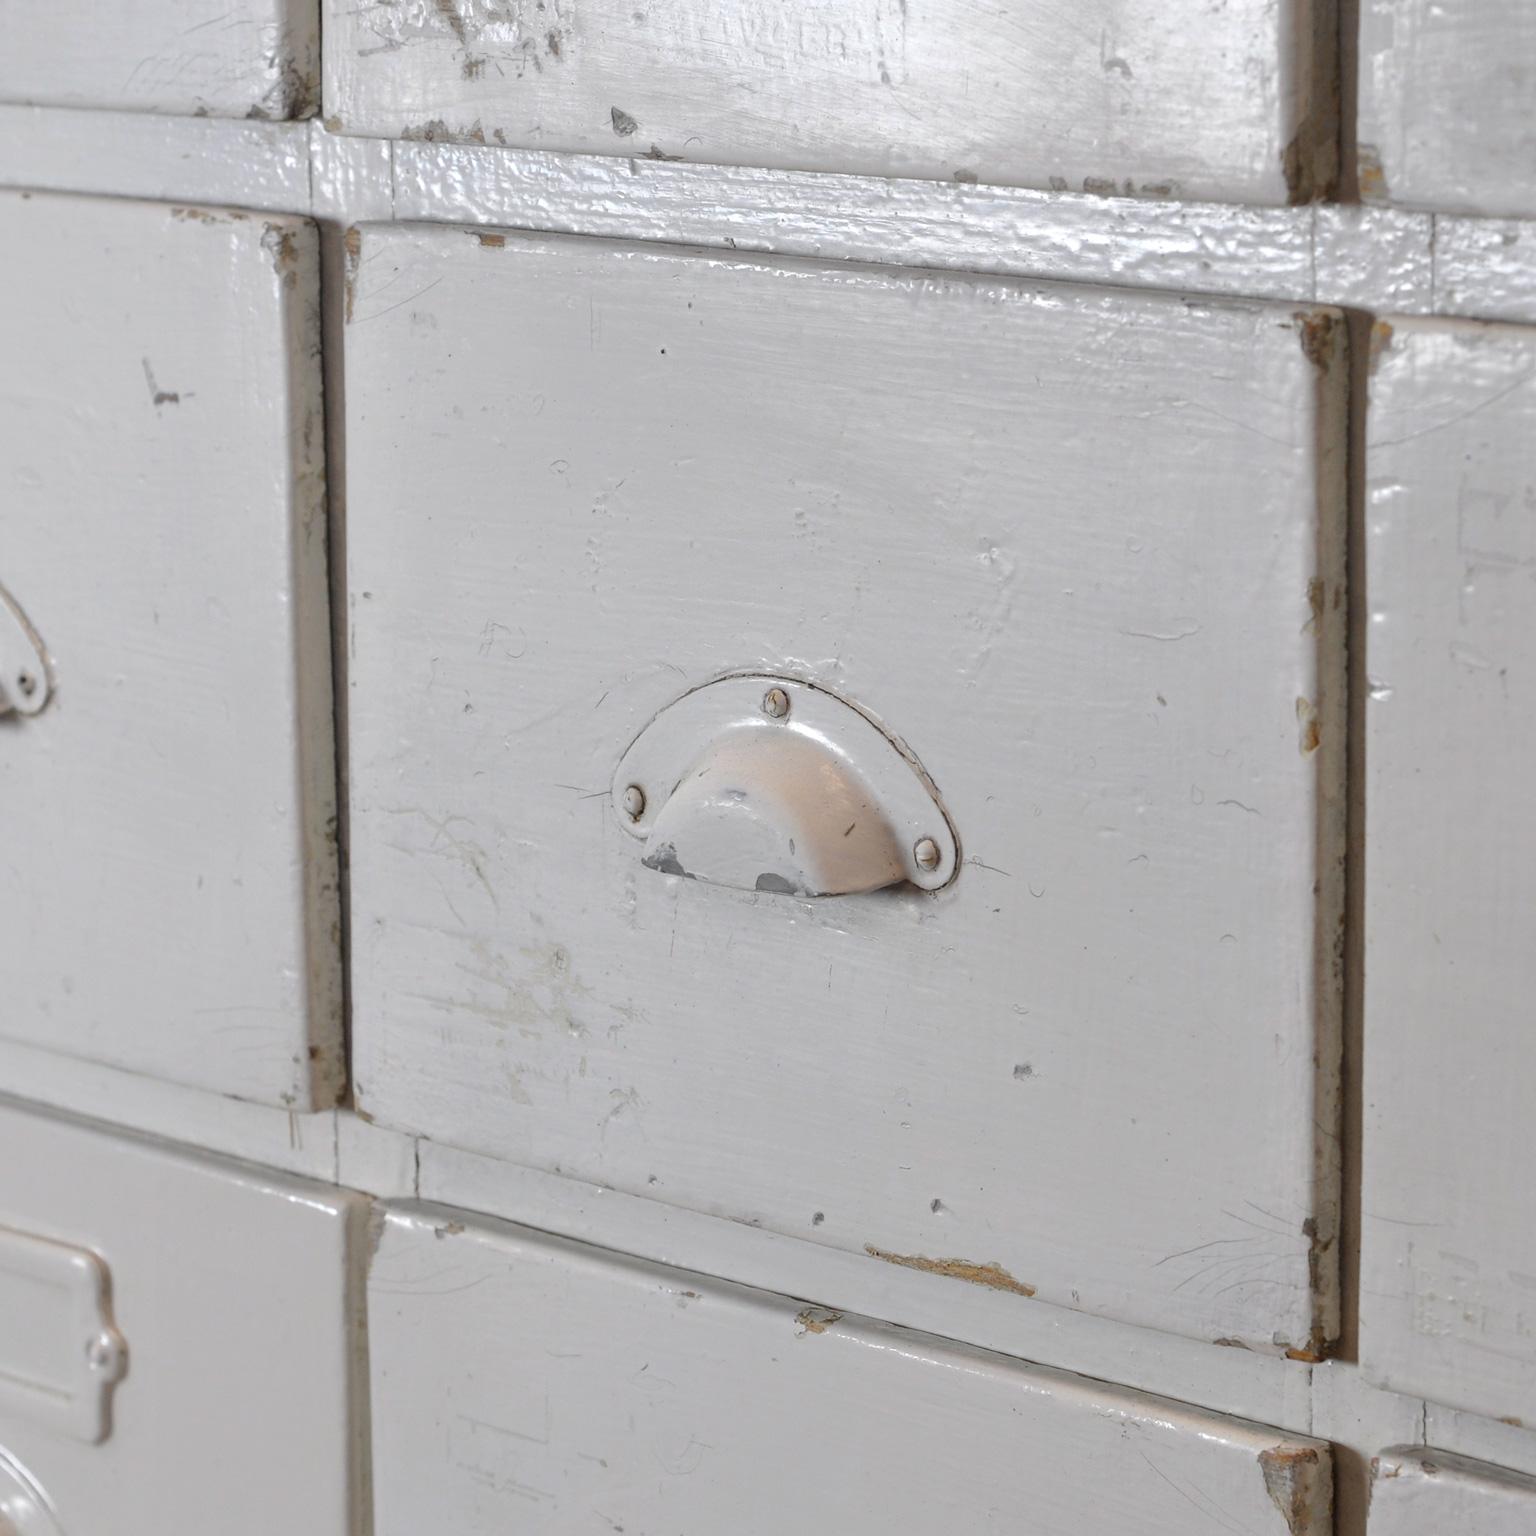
0, 191, 341, 1108
370, 1205, 1332, 1535
1360, 316, 1536, 1425
0, 1098, 365, 1536
0, 0, 319, 118
1371, 1448, 1536, 1534
1359, 0, 1536, 217
324, 0, 1336, 204
346, 226, 1346, 1352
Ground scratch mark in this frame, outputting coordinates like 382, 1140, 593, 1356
1119, 620, 1202, 642
141, 358, 180, 407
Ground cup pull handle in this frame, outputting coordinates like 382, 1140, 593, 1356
612, 675, 958, 898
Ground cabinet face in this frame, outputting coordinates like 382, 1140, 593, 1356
1361, 316, 1536, 1424
1371, 1449, 1536, 1535
0, 0, 318, 118
324, 0, 1334, 205
346, 226, 1347, 1353
0, 191, 341, 1109
1359, 1, 1536, 217
0, 1099, 363, 1536
370, 1206, 1332, 1535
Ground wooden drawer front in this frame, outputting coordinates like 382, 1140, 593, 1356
1361, 317, 1536, 1423
1371, 1449, 1536, 1535
323, 0, 1335, 205
0, 191, 341, 1109
370, 1206, 1332, 1535
1359, 1, 1536, 217
0, 0, 318, 118
346, 226, 1347, 1353
0, 1099, 362, 1535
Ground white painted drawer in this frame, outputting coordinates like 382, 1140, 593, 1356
0, 191, 341, 1109
0, 1097, 363, 1535
0, 0, 318, 119
1371, 1448, 1536, 1535
370, 1205, 1332, 1534
346, 225, 1347, 1354
1361, 316, 1536, 1425
1359, 1, 1536, 217
323, 0, 1335, 205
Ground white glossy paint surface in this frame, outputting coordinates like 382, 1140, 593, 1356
324, 0, 1334, 205
1371, 1448, 1536, 1534
0, 191, 341, 1108
1361, 317, 1536, 1425
0, 1098, 364, 1536
370, 1205, 1332, 1534
0, 0, 318, 119
4, 114, 1536, 325
1360, 0, 1536, 217
347, 225, 1346, 1353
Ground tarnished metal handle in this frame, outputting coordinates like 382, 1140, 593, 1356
0, 582, 50, 718
611, 675, 958, 898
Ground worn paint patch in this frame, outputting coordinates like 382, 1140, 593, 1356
170, 205, 238, 225
261, 223, 301, 289
1305, 576, 1324, 635
1295, 696, 1321, 756
344, 226, 363, 324
865, 1246, 1036, 1297
642, 841, 694, 879
795, 1306, 843, 1335
1295, 310, 1338, 372
1258, 1444, 1328, 1536
365, 1203, 390, 1262
476, 232, 507, 248
1369, 319, 1395, 374
1357, 144, 1389, 203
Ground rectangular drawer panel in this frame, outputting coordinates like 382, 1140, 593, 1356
324, 0, 1335, 205
1359, 1, 1536, 217
0, 191, 340, 1109
0, 1098, 363, 1535
370, 1205, 1333, 1535
1371, 1449, 1536, 1535
0, 0, 318, 118
1361, 316, 1536, 1424
346, 226, 1347, 1353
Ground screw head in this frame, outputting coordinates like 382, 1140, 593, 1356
762, 686, 790, 720
85, 1332, 119, 1373
621, 784, 646, 821
913, 836, 942, 873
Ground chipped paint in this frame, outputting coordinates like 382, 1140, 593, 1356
1305, 576, 1324, 635
1258, 1444, 1330, 1536
1357, 144, 1389, 203
1368, 319, 1395, 373
865, 1247, 1036, 1298
343, 225, 363, 323
795, 1306, 843, 1335
1296, 696, 1321, 756
261, 221, 301, 288
1295, 310, 1338, 371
